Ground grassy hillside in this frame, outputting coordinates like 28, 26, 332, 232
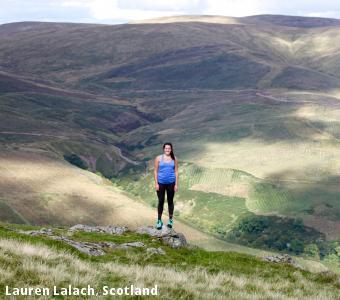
0, 149, 276, 254
116, 88, 340, 239
0, 222, 339, 299
1, 14, 340, 272
0, 76, 152, 177
114, 160, 340, 272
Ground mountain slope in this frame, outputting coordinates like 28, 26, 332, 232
0, 148, 255, 253
1, 14, 340, 271
1, 16, 340, 92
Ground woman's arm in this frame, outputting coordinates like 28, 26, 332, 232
174, 156, 179, 191
154, 156, 159, 190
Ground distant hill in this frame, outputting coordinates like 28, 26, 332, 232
1, 14, 340, 92
241, 14, 340, 28
132, 14, 340, 28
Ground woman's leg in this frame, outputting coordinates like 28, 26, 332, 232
166, 182, 175, 219
156, 183, 166, 220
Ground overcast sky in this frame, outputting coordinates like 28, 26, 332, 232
1, 0, 340, 25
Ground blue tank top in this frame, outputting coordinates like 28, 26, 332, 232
157, 154, 176, 184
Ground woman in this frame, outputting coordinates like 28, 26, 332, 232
154, 142, 178, 230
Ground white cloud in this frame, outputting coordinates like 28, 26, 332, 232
203, 0, 274, 17
117, 0, 205, 11
60, 0, 340, 22
59, 0, 283, 22
306, 11, 340, 18
61, 0, 188, 21
1, 0, 340, 24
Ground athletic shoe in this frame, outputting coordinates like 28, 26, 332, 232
156, 219, 163, 230
167, 218, 173, 228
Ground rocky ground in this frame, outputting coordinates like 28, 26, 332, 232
13, 223, 302, 269
14, 223, 189, 256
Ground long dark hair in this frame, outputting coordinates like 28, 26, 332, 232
163, 142, 175, 161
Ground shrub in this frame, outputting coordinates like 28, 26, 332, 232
63, 153, 88, 170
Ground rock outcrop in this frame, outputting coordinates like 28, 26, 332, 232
17, 228, 54, 236
16, 228, 146, 256
146, 247, 166, 255
135, 225, 188, 249
14, 223, 188, 256
262, 254, 301, 268
68, 224, 128, 235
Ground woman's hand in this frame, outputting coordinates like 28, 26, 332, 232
155, 183, 159, 191
174, 184, 178, 192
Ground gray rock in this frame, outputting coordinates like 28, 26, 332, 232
68, 224, 128, 235
97, 241, 118, 248
162, 232, 187, 249
17, 228, 54, 236
50, 236, 105, 256
17, 230, 106, 256
263, 254, 301, 268
146, 247, 166, 255
119, 241, 145, 248
52, 236, 146, 255
135, 225, 173, 237
67, 242, 104, 256
14, 223, 187, 255
16, 227, 145, 255
135, 225, 187, 249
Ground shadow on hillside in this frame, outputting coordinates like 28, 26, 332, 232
223, 167, 340, 253
261, 166, 340, 218
117, 90, 340, 160
0, 166, 118, 227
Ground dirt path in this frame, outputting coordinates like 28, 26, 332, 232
114, 146, 141, 166
255, 92, 315, 104
0, 71, 133, 106
0, 131, 69, 138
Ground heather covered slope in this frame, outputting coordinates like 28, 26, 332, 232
1, 15, 340, 92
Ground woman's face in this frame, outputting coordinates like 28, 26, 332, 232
163, 145, 172, 155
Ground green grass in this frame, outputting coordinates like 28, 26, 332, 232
0, 221, 339, 299
113, 160, 340, 238
113, 163, 251, 235
248, 180, 340, 219
113, 161, 340, 271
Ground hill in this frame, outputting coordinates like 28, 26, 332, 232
1, 15, 340, 92
0, 149, 257, 253
1, 14, 340, 273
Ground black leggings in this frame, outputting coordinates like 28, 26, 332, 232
157, 182, 175, 220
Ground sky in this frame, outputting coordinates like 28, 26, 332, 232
1, 0, 340, 25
